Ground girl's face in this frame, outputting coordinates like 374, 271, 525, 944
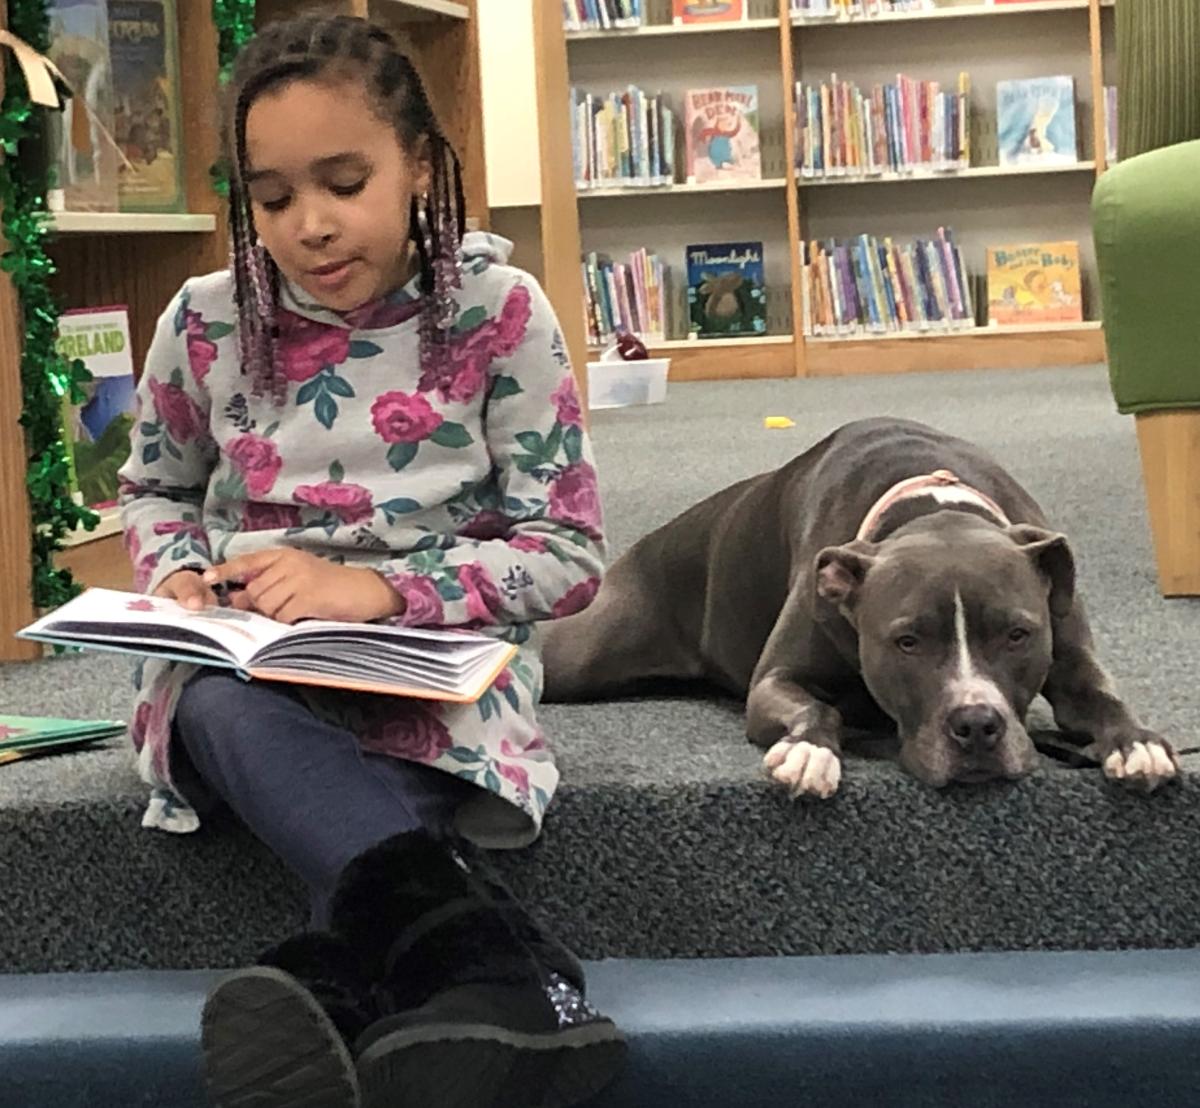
243, 76, 432, 312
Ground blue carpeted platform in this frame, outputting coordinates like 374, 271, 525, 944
5, 950, 1200, 1107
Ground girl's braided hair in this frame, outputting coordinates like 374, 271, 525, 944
222, 14, 466, 403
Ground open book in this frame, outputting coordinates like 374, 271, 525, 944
18, 588, 517, 704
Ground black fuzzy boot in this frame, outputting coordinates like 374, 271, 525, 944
200, 931, 378, 1108
330, 830, 626, 1108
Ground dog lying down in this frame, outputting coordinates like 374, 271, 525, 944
543, 417, 1178, 799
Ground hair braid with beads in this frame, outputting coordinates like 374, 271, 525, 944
222, 15, 466, 403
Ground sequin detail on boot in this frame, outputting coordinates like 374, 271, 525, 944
545, 973, 601, 1029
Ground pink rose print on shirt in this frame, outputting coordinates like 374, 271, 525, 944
417, 284, 531, 405
184, 309, 220, 384
496, 759, 530, 796
133, 552, 161, 592
494, 283, 532, 357
365, 705, 454, 764
388, 573, 445, 626
509, 534, 549, 554
459, 562, 501, 622
371, 391, 444, 444
226, 434, 282, 497
153, 520, 207, 543
242, 502, 303, 532
148, 378, 204, 444
552, 576, 600, 619
549, 462, 602, 539
293, 480, 374, 525
276, 312, 351, 383
550, 376, 582, 428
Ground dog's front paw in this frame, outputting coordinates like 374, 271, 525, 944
763, 739, 841, 800
1101, 732, 1179, 793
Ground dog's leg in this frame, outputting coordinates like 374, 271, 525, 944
1042, 603, 1179, 792
746, 593, 845, 800
541, 559, 702, 702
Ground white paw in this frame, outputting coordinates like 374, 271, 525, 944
763, 740, 841, 800
1103, 739, 1178, 793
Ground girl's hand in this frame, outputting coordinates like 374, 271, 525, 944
154, 569, 219, 611
203, 549, 406, 624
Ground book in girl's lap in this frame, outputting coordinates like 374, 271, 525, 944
115, 14, 623, 1108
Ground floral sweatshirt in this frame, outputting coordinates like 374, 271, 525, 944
118, 232, 604, 841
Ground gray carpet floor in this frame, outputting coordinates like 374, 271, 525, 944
3, 364, 1198, 970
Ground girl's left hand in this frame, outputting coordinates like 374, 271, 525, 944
203, 548, 405, 624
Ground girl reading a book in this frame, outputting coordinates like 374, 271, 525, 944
117, 15, 622, 1108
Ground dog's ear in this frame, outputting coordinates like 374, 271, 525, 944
1006, 524, 1076, 619
813, 542, 878, 617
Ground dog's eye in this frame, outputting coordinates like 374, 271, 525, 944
1008, 627, 1031, 646
895, 634, 919, 654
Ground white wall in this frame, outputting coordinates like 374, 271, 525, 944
477, 0, 542, 208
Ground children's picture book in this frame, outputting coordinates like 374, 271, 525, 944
686, 241, 767, 337
19, 589, 518, 704
108, 0, 186, 212
986, 241, 1083, 325
673, 0, 745, 23
996, 76, 1077, 167
45, 0, 119, 212
684, 86, 761, 184
56, 306, 135, 510
0, 715, 125, 766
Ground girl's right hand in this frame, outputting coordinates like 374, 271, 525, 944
154, 569, 219, 611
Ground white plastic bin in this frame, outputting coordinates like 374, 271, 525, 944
586, 356, 670, 411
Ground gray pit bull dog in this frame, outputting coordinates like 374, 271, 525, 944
543, 418, 1178, 799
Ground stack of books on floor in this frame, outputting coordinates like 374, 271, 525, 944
0, 715, 126, 766
801, 229, 974, 336
795, 73, 971, 179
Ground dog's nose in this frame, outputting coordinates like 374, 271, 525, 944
946, 704, 1006, 751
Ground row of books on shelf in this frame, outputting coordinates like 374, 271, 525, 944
564, 0, 754, 32
571, 77, 1116, 190
796, 73, 971, 178
804, 234, 1083, 334
582, 236, 1083, 344
791, 0, 1074, 20
572, 85, 760, 188
583, 241, 769, 345
44, 0, 187, 213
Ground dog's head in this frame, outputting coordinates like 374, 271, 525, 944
813, 513, 1074, 787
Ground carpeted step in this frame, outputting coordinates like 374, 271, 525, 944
2, 667, 1198, 973
5, 951, 1200, 1108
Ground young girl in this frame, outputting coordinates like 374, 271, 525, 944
118, 14, 623, 1108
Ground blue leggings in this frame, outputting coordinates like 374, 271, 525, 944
173, 671, 471, 926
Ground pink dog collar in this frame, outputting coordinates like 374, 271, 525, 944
856, 469, 1011, 542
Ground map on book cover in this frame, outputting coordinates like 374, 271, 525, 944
986, 241, 1083, 325
996, 76, 1078, 167
686, 241, 767, 337
684, 86, 761, 185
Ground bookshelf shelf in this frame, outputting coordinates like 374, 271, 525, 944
806, 320, 1101, 342
791, 0, 1113, 26
798, 161, 1098, 187
48, 212, 218, 234
381, 0, 470, 19
567, 18, 779, 41
580, 177, 789, 198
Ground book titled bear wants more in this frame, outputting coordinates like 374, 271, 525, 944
19, 589, 517, 704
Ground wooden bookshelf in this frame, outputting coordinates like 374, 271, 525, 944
527, 0, 1113, 384
0, 0, 488, 661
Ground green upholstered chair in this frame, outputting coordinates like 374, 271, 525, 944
1092, 0, 1200, 596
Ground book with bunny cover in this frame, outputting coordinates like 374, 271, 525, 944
686, 241, 767, 337
996, 76, 1077, 167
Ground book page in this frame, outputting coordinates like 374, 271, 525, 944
21, 588, 292, 666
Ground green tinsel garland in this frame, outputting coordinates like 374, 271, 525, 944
1, 0, 96, 611
210, 0, 257, 196
0, 0, 255, 612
